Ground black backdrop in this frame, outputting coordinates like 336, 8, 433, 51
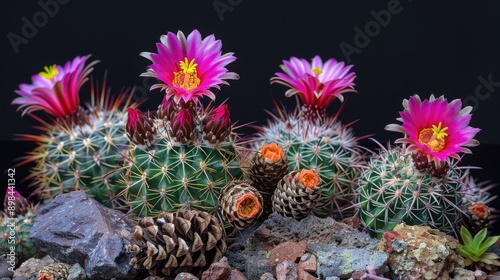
2, 1, 500, 216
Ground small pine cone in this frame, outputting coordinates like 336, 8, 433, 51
218, 180, 263, 233
37, 263, 71, 280
249, 143, 289, 217
129, 209, 226, 277
272, 169, 322, 220
464, 203, 491, 235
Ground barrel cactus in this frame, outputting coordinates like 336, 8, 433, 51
252, 55, 365, 219
11, 55, 138, 207
118, 29, 245, 218
359, 94, 481, 238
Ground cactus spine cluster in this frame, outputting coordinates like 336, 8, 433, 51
120, 99, 245, 218
357, 146, 464, 238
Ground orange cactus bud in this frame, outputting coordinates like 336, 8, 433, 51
297, 169, 320, 189
37, 273, 51, 280
261, 143, 285, 163
469, 203, 489, 219
235, 193, 261, 219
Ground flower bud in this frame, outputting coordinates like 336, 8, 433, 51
127, 108, 156, 149
203, 104, 231, 144
170, 108, 195, 144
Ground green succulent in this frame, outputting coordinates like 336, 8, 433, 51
459, 226, 500, 267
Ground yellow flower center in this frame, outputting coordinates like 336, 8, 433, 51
311, 67, 323, 75
418, 122, 449, 152
172, 57, 201, 92
39, 65, 59, 80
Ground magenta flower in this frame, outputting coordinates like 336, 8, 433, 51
385, 95, 480, 161
12, 55, 98, 119
270, 55, 356, 110
140, 30, 239, 103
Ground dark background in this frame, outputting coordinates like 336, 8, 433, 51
2, 1, 500, 214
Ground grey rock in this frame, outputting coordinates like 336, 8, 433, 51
0, 256, 14, 278
29, 190, 139, 280
14, 256, 53, 279
307, 243, 388, 279
245, 256, 273, 280
68, 263, 87, 280
173, 272, 199, 280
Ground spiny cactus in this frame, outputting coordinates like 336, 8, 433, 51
12, 55, 138, 207
253, 55, 366, 219
118, 29, 245, 218
461, 174, 498, 235
357, 145, 465, 238
0, 190, 41, 264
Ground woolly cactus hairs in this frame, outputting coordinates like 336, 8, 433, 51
17, 81, 138, 207
252, 106, 365, 219
119, 101, 245, 218
357, 145, 465, 238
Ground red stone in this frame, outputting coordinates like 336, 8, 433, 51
269, 241, 307, 266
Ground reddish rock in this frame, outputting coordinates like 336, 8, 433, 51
230, 269, 248, 280
380, 230, 402, 253
276, 260, 298, 280
297, 267, 317, 280
340, 216, 361, 229
299, 253, 317, 273
201, 257, 231, 280
269, 241, 307, 266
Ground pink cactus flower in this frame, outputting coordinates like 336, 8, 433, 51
140, 30, 239, 103
270, 55, 356, 110
12, 55, 98, 119
385, 94, 480, 161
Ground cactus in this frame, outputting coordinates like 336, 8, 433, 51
1, 190, 40, 264
357, 145, 465, 238
118, 29, 245, 218
12, 55, 138, 207
252, 55, 366, 219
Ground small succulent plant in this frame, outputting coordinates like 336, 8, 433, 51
459, 226, 500, 268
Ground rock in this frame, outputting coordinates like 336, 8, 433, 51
0, 256, 14, 278
174, 272, 199, 280
13, 255, 54, 279
379, 223, 464, 280
230, 269, 248, 280
144, 277, 166, 280
67, 263, 87, 280
474, 270, 487, 280
269, 241, 307, 266
201, 256, 231, 280
226, 213, 380, 279
299, 253, 317, 273
307, 243, 388, 279
29, 190, 139, 280
451, 268, 475, 280
339, 216, 361, 229
259, 272, 275, 280
275, 260, 297, 280
245, 256, 273, 280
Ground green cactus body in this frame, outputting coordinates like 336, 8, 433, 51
0, 208, 39, 263
121, 102, 244, 218
25, 89, 135, 207
358, 146, 464, 238
253, 109, 364, 218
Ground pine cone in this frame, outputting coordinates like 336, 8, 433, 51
249, 143, 289, 217
37, 263, 71, 280
128, 209, 226, 277
218, 180, 263, 234
272, 169, 322, 220
464, 203, 491, 235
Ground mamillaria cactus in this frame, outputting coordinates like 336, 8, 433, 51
11, 55, 138, 206
118, 30, 247, 219
252, 55, 366, 219
358, 94, 481, 238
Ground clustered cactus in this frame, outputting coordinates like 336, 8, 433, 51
9, 27, 500, 278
